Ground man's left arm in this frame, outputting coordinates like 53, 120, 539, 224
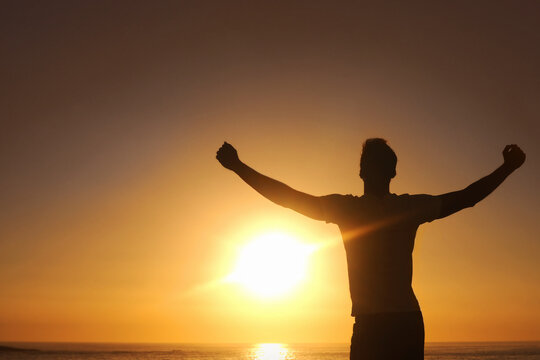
435, 144, 526, 220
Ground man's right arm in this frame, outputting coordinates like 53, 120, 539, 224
216, 142, 326, 221
435, 144, 526, 220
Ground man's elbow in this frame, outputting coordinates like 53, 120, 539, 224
440, 190, 477, 218
462, 198, 478, 209
461, 185, 488, 209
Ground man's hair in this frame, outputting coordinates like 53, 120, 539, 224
360, 138, 397, 180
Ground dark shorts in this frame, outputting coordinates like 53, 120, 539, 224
350, 311, 424, 360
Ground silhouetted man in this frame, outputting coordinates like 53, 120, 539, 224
216, 139, 526, 360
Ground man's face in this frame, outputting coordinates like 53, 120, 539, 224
360, 163, 395, 182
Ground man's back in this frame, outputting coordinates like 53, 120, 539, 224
320, 193, 441, 315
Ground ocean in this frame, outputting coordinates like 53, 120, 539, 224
1, 342, 540, 359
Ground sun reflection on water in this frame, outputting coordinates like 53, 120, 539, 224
249, 343, 295, 360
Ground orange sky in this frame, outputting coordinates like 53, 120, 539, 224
1, 1, 539, 343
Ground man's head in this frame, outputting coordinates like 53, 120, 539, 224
359, 138, 397, 182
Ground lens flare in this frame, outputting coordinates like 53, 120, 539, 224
227, 232, 314, 298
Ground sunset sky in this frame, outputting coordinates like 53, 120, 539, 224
1, 1, 539, 343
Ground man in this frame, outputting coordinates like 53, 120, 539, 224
216, 139, 526, 360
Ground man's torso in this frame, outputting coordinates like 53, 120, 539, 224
320, 193, 440, 315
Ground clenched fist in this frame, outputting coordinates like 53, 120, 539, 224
216, 142, 242, 171
502, 144, 526, 171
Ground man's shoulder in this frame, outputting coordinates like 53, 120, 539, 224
324, 193, 413, 204
396, 193, 442, 223
321, 193, 359, 200
319, 193, 361, 208
321, 192, 440, 206
393, 193, 437, 200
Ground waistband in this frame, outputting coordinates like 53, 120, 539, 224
354, 310, 422, 322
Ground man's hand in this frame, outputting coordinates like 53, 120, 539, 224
502, 144, 526, 171
216, 142, 242, 171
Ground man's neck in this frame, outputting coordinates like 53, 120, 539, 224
363, 181, 391, 198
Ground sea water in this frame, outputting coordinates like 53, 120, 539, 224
1, 342, 540, 359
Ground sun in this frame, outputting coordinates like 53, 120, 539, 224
227, 231, 314, 298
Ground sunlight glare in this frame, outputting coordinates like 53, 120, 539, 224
227, 232, 314, 298
251, 343, 293, 360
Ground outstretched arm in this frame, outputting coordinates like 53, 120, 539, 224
216, 142, 325, 220
436, 144, 526, 219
